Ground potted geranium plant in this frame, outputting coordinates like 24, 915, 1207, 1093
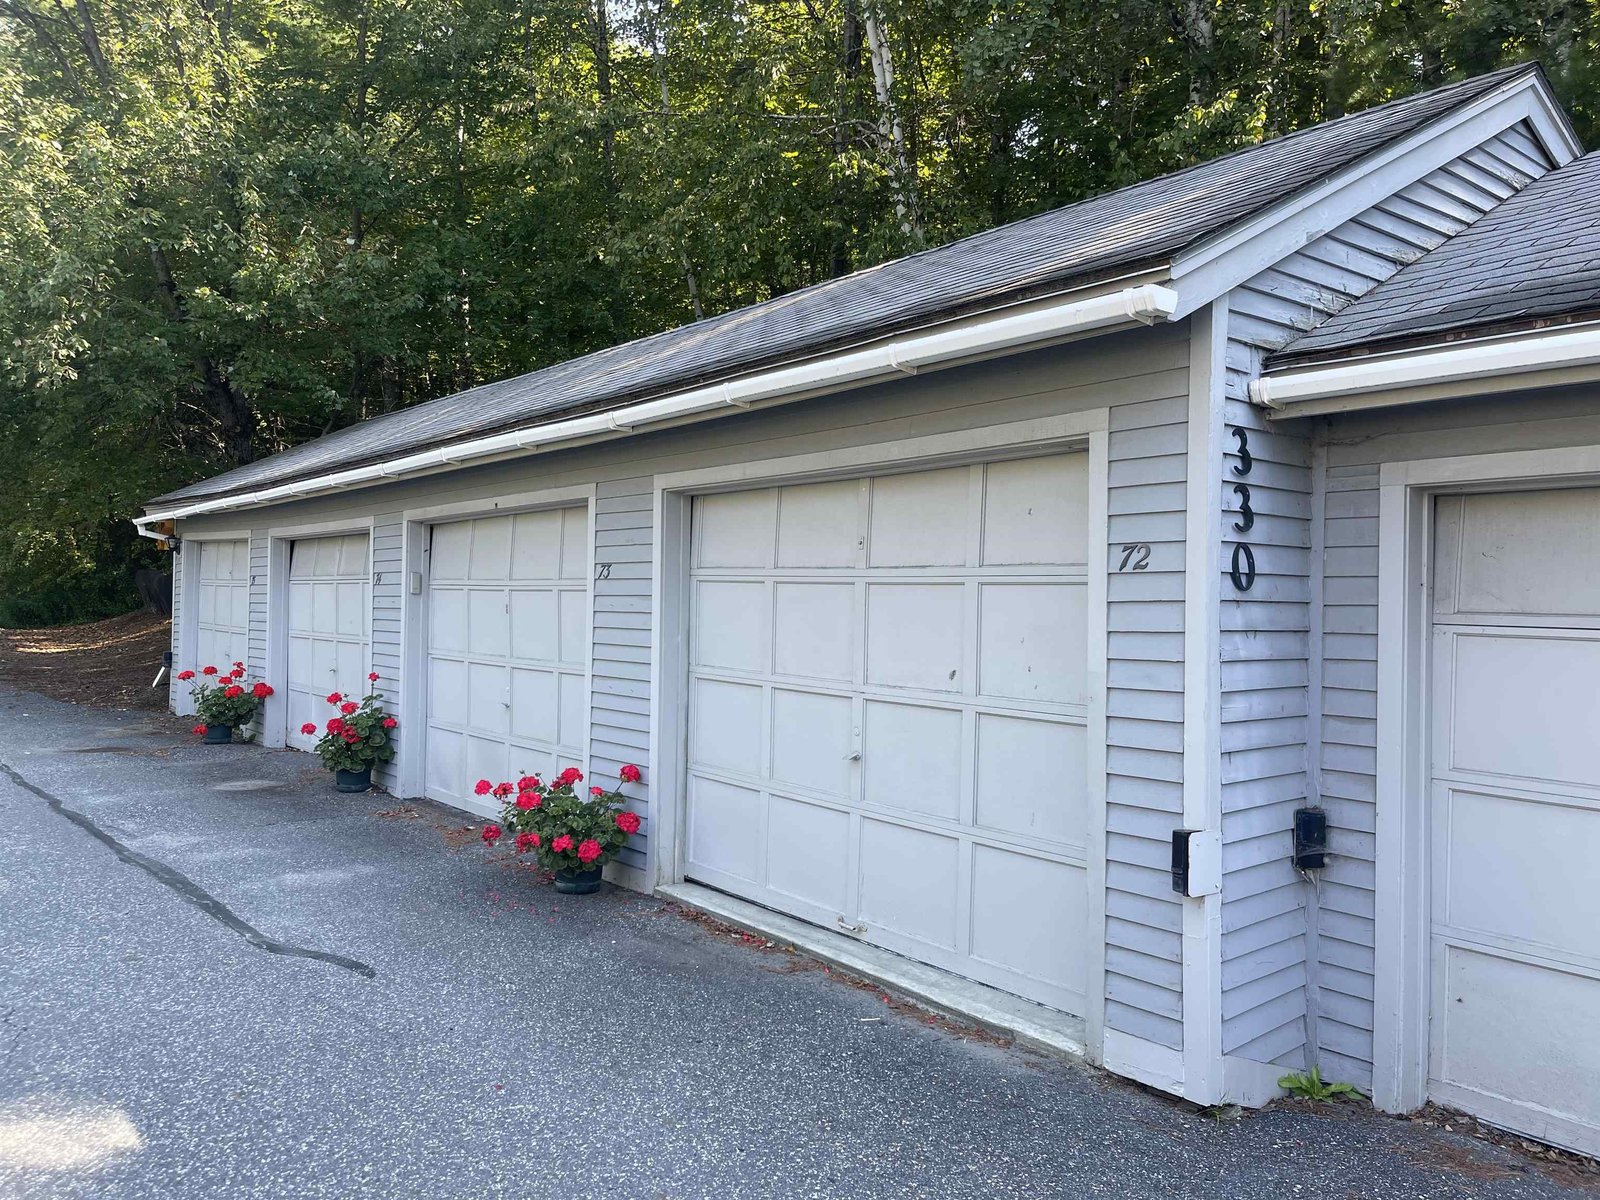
178, 662, 274, 744
478, 764, 642, 894
304, 673, 396, 792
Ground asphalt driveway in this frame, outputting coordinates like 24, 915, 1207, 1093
0, 684, 1592, 1200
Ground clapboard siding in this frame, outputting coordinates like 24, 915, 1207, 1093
1103, 390, 1189, 1051
1216, 395, 1313, 1063
371, 514, 404, 791
244, 534, 270, 741
168, 547, 185, 712
1223, 121, 1550, 403
591, 477, 653, 873
1214, 120, 1556, 1073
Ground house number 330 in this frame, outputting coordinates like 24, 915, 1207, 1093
1229, 427, 1256, 592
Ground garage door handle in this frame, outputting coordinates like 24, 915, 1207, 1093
845, 751, 861, 762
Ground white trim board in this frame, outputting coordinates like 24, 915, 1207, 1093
1371, 442, 1600, 1115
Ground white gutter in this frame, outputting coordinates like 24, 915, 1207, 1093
137, 282, 1177, 528
1252, 321, 1600, 417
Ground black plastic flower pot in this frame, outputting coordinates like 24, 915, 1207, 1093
554, 866, 603, 895
203, 725, 234, 745
335, 766, 373, 793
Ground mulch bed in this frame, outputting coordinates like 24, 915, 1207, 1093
0, 611, 172, 711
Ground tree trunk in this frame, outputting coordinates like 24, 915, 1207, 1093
862, 3, 921, 243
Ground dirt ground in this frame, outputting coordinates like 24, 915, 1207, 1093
0, 611, 172, 711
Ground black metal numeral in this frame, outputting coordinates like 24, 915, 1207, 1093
1230, 542, 1257, 592
1232, 483, 1255, 533
1230, 426, 1253, 476
1118, 543, 1151, 572
594, 563, 613, 580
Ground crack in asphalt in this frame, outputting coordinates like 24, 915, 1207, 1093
0, 759, 377, 980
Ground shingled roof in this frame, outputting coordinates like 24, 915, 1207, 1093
1272, 147, 1600, 365
152, 64, 1543, 508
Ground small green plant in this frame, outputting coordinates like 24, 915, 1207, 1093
1278, 1066, 1363, 1102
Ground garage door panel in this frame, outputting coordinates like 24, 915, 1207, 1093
978, 582, 1087, 705
1441, 631, 1600, 789
465, 734, 510, 793
691, 679, 763, 776
558, 591, 587, 665
767, 796, 851, 911
697, 489, 777, 568
862, 700, 962, 820
1434, 946, 1600, 1123
689, 776, 764, 882
1428, 488, 1600, 1155
430, 659, 467, 728
285, 534, 370, 751
975, 714, 1087, 845
559, 508, 588, 579
777, 480, 860, 568
693, 582, 769, 673
426, 727, 463, 797
432, 522, 472, 578
982, 456, 1090, 566
468, 590, 510, 658
558, 674, 586, 748
510, 590, 559, 662
687, 453, 1091, 1016
868, 468, 968, 567
865, 584, 964, 691
429, 588, 468, 652
858, 820, 960, 949
1435, 785, 1600, 959
509, 667, 557, 740
971, 845, 1086, 991
467, 662, 509, 736
773, 583, 855, 682
509, 510, 561, 579
771, 689, 853, 796
468, 515, 513, 579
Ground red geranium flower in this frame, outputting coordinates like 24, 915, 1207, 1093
327, 717, 345, 734
202, 666, 218, 676
233, 661, 245, 670
614, 811, 641, 836
252, 682, 273, 699
300, 722, 317, 735
514, 793, 538, 811
223, 685, 244, 699
326, 692, 342, 705
590, 786, 604, 797
192, 724, 207, 735
177, 670, 195, 682
342, 729, 360, 743
473, 779, 492, 796
555, 767, 583, 787
339, 701, 358, 715
368, 672, 380, 682
382, 717, 397, 729
492, 781, 514, 798
516, 775, 541, 792
550, 834, 573, 854
481, 823, 502, 845
619, 764, 642, 784
576, 839, 602, 864
514, 831, 539, 853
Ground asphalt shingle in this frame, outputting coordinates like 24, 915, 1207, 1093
152, 65, 1542, 508
1275, 147, 1600, 364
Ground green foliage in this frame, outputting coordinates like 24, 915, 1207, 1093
185, 667, 272, 731
1278, 1066, 1364, 1103
310, 690, 396, 773
2, 0, 1595, 625
489, 768, 641, 874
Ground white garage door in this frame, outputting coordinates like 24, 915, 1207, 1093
195, 539, 250, 672
425, 508, 588, 811
285, 534, 371, 751
1428, 488, 1600, 1156
686, 455, 1091, 1013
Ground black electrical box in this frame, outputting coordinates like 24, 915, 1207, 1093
1171, 828, 1193, 895
1293, 807, 1327, 870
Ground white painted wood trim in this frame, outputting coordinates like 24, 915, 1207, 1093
646, 487, 692, 891
1181, 299, 1227, 1103
400, 484, 594, 524
178, 527, 253, 542
1084, 427, 1111, 1067
580, 484, 599, 786
653, 412, 1109, 494
1169, 75, 1577, 316
397, 518, 428, 799
1371, 441, 1600, 1114
1104, 1027, 1185, 1094
262, 515, 375, 540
